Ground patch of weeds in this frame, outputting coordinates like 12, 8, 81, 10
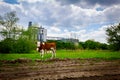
108, 57, 120, 60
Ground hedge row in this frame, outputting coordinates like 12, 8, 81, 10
0, 38, 36, 53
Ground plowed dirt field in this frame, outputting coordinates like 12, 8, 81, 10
0, 59, 120, 80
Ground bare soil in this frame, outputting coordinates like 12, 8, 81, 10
0, 58, 120, 80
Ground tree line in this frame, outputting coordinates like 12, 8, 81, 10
47, 39, 108, 50
0, 11, 120, 53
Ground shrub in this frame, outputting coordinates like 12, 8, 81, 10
0, 38, 36, 53
99, 43, 108, 50
12, 38, 36, 53
0, 38, 14, 53
84, 40, 98, 49
108, 43, 120, 51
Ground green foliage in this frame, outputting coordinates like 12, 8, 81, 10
64, 42, 76, 50
0, 38, 14, 53
84, 40, 108, 50
99, 43, 108, 50
56, 41, 65, 49
12, 38, 36, 53
108, 44, 120, 51
21, 24, 38, 41
106, 23, 120, 51
78, 42, 85, 49
0, 38, 36, 53
47, 40, 108, 50
84, 40, 97, 49
47, 40, 77, 50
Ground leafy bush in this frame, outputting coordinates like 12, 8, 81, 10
99, 43, 108, 50
0, 38, 14, 53
82, 40, 108, 50
64, 42, 76, 50
0, 38, 36, 53
108, 43, 120, 51
12, 38, 36, 53
47, 40, 108, 50
84, 40, 98, 49
47, 40, 77, 50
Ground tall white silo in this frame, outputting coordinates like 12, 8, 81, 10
37, 26, 47, 42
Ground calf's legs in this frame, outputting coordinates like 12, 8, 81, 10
51, 48, 56, 59
40, 49, 44, 58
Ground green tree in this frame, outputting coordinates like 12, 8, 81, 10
12, 38, 36, 53
84, 40, 105, 50
0, 38, 36, 53
84, 40, 97, 49
99, 43, 108, 50
0, 12, 36, 53
0, 38, 14, 53
106, 23, 120, 51
21, 24, 38, 41
0, 11, 19, 39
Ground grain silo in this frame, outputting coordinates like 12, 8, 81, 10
37, 26, 47, 42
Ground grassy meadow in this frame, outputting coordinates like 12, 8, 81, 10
0, 50, 120, 60
57, 50, 120, 60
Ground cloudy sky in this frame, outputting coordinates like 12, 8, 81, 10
0, 0, 120, 43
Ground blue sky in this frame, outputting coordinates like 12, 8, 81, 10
3, 0, 19, 4
0, 0, 120, 43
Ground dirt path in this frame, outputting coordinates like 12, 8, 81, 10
0, 59, 120, 80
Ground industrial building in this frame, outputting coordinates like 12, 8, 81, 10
28, 22, 79, 43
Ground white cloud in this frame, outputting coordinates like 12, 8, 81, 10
50, 26, 61, 32
77, 25, 112, 43
0, 0, 3, 2
0, 0, 120, 43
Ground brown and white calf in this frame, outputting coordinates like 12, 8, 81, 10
37, 42, 56, 58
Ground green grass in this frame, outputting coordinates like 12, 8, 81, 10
0, 50, 120, 60
56, 50, 120, 60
